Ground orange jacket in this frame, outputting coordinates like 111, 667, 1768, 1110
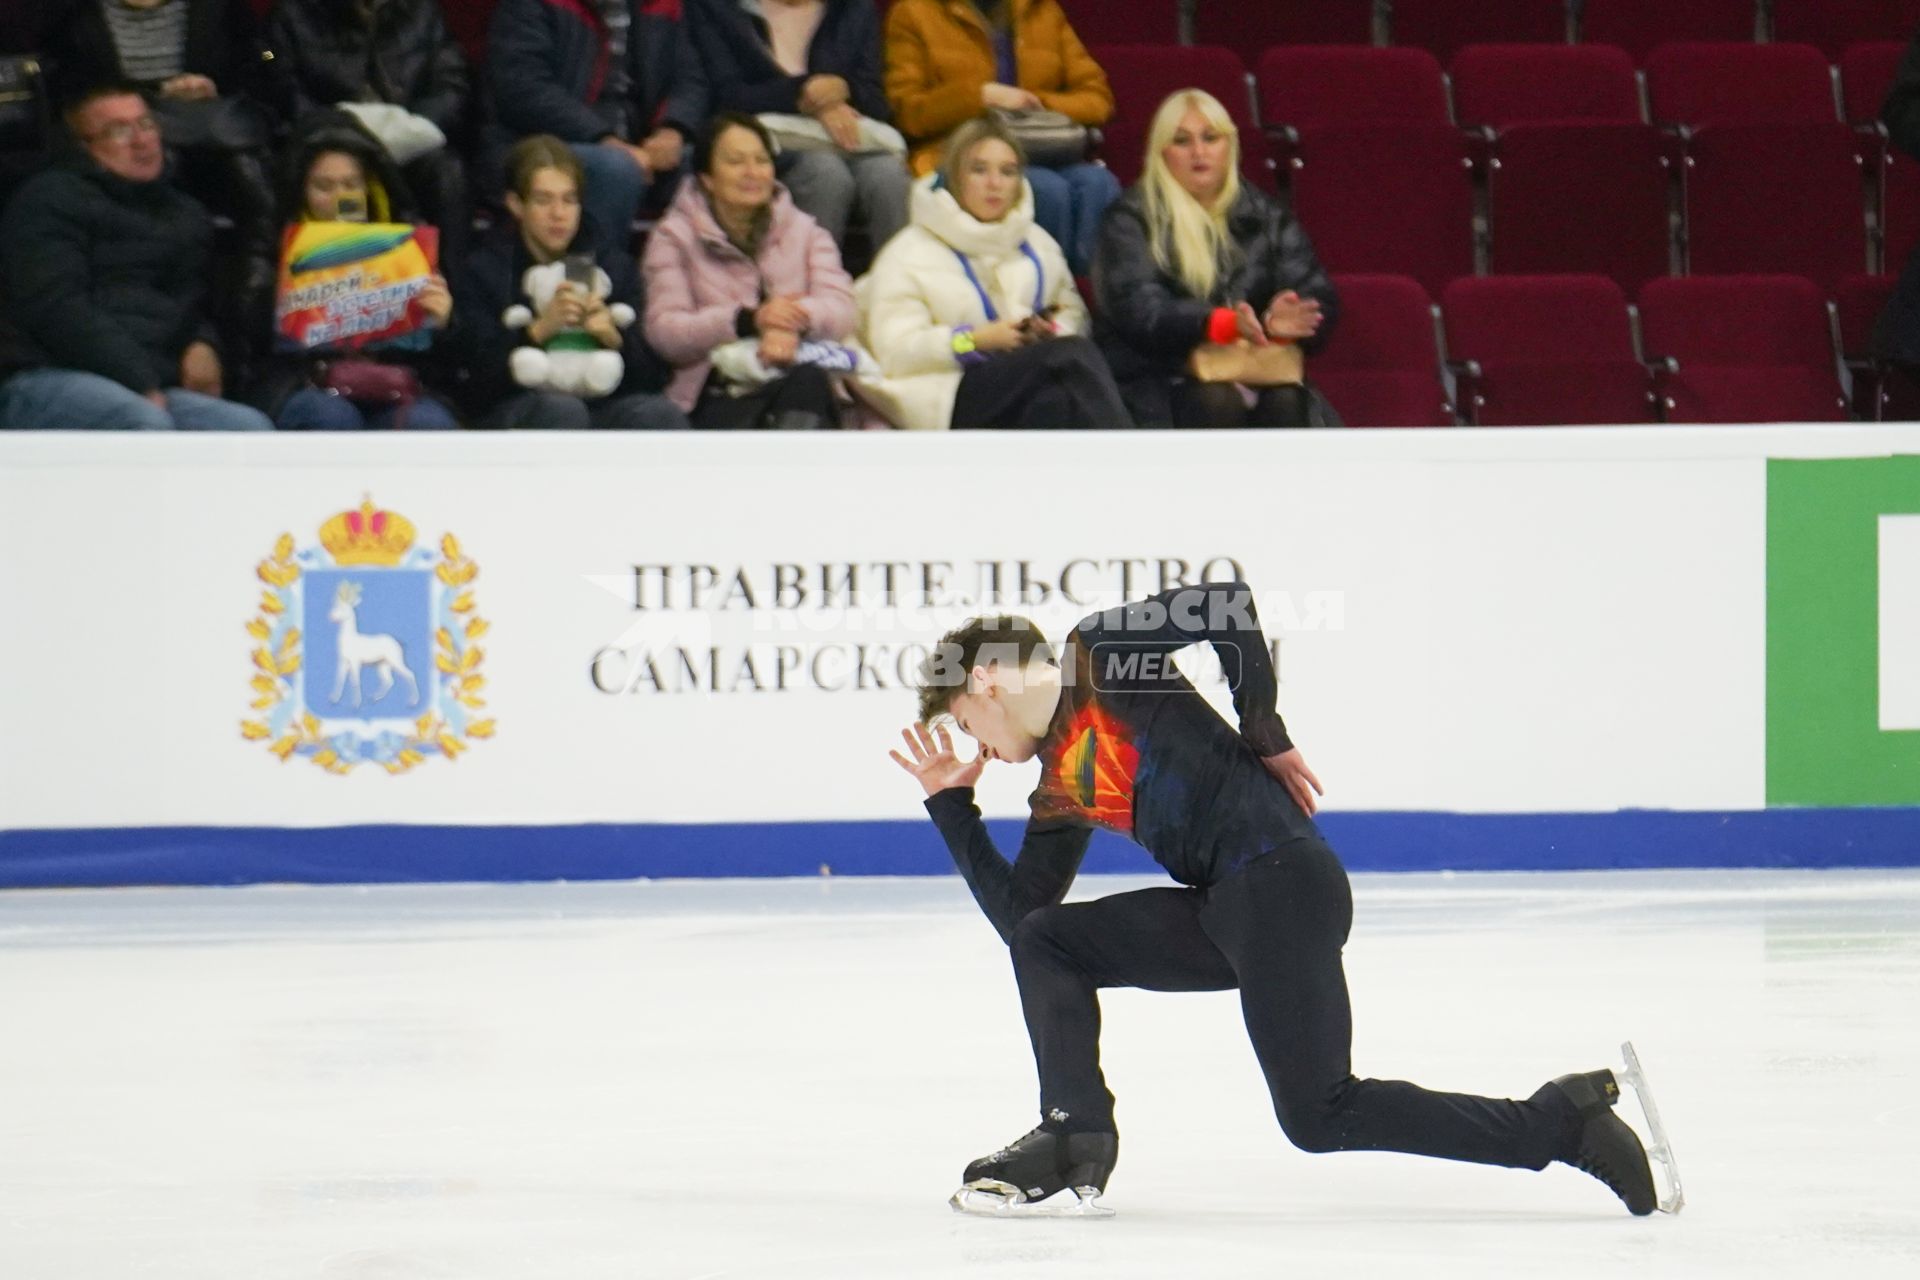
884, 0, 1115, 175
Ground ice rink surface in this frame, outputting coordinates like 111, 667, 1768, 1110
3, 868, 1918, 1279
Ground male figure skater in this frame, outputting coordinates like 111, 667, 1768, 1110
890, 580, 1678, 1217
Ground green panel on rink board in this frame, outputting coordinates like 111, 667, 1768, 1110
1767, 457, 1920, 805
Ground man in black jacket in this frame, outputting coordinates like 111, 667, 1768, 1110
889, 583, 1670, 1218
480, 0, 709, 254
44, 0, 280, 357
265, 0, 473, 269
0, 84, 272, 430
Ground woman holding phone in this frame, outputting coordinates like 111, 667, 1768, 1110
858, 116, 1127, 429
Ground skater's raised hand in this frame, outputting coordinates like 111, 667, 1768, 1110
1262, 747, 1324, 816
889, 723, 988, 797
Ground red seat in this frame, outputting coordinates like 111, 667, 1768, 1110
1090, 44, 1269, 190
1256, 46, 1449, 132
1311, 274, 1453, 426
1058, 0, 1180, 49
1638, 275, 1849, 421
1774, 1, 1920, 61
1841, 41, 1907, 124
1578, 0, 1758, 63
1487, 123, 1672, 292
1450, 43, 1642, 127
1682, 124, 1870, 288
1197, 0, 1377, 49
1835, 272, 1897, 416
1286, 124, 1475, 296
1441, 275, 1656, 425
1389, 1, 1568, 64
1646, 42, 1839, 126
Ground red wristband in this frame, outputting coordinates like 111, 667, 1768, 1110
1207, 307, 1239, 345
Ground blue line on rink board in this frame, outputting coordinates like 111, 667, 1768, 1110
3, 809, 1919, 888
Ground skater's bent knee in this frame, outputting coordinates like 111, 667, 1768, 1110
1275, 1104, 1348, 1155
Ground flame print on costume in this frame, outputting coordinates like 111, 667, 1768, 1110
1035, 700, 1141, 835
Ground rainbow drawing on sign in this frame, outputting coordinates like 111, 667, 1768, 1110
275, 221, 440, 353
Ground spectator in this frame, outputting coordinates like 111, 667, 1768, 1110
254, 110, 460, 430
1093, 89, 1340, 429
447, 134, 689, 430
481, 0, 709, 255
265, 0, 473, 270
0, 83, 272, 430
643, 112, 858, 429
883, 0, 1119, 275
859, 116, 1127, 429
684, 0, 908, 258
43, 0, 279, 351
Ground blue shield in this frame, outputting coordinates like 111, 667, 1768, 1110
303, 569, 434, 719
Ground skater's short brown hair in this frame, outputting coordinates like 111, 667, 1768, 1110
916, 615, 1053, 725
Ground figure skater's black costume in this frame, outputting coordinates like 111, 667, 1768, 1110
927, 582, 1578, 1166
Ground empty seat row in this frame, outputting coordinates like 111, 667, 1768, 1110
1315, 273, 1856, 427
1063, 0, 1920, 63
1089, 41, 1914, 296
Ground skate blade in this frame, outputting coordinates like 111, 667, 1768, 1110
1620, 1040, 1685, 1215
949, 1183, 1115, 1219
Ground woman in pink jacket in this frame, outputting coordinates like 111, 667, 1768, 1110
643, 113, 860, 429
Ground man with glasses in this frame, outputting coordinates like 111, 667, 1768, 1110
0, 83, 271, 430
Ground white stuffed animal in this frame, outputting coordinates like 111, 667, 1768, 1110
501, 259, 636, 398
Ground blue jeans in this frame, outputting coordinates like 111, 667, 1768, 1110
1026, 162, 1121, 277
477, 389, 691, 430
277, 386, 461, 430
0, 368, 273, 430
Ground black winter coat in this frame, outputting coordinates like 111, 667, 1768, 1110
266, 0, 471, 137
44, 0, 270, 105
0, 155, 219, 392
445, 217, 673, 415
684, 0, 890, 122
1092, 184, 1340, 410
482, 0, 709, 151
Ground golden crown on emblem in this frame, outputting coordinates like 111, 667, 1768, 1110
319, 498, 416, 567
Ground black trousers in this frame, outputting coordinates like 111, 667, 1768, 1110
1009, 839, 1577, 1169
695, 365, 840, 430
1172, 380, 1317, 428
951, 336, 1133, 430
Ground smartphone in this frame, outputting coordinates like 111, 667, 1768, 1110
564, 254, 597, 290
334, 193, 366, 222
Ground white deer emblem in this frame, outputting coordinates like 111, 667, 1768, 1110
327, 580, 421, 709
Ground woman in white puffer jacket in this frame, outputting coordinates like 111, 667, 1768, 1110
858, 116, 1131, 430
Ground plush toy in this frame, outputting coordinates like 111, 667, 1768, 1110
500, 259, 636, 398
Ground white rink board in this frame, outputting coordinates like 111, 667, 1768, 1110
4, 426, 1920, 833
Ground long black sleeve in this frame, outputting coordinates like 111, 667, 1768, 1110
488, 0, 616, 142
925, 787, 1091, 945
1251, 203, 1341, 357
1070, 581, 1292, 758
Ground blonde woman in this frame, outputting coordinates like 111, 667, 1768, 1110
859, 117, 1128, 429
1092, 89, 1340, 429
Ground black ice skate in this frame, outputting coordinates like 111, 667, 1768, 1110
949, 1118, 1119, 1218
1546, 1042, 1684, 1215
